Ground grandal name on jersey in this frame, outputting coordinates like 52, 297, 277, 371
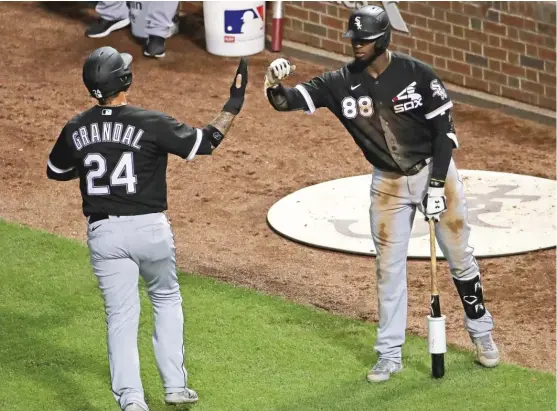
72, 121, 144, 151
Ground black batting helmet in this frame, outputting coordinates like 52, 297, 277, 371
343, 5, 391, 54
82, 46, 133, 100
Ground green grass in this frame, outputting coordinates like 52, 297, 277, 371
0, 220, 554, 411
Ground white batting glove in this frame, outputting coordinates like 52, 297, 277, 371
422, 186, 447, 222
264, 58, 295, 88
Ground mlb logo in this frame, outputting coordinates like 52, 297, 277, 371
224, 6, 265, 37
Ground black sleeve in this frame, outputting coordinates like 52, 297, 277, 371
47, 126, 78, 181
266, 84, 309, 112
266, 71, 335, 114
154, 114, 203, 160
428, 109, 458, 184
294, 72, 334, 114
420, 65, 458, 184
429, 111, 456, 183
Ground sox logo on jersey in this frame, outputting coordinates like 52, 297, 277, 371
392, 81, 423, 113
430, 79, 448, 100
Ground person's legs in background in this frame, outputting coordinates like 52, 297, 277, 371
85, 1, 130, 38
142, 1, 180, 58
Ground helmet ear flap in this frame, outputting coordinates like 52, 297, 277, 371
119, 73, 133, 93
374, 29, 391, 55
120, 73, 132, 85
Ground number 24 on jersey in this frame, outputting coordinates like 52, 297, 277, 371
84, 152, 138, 195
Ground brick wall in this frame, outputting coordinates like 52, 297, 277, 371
266, 1, 556, 110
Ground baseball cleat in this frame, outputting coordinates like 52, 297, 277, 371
85, 18, 130, 38
144, 35, 166, 58
472, 333, 500, 367
366, 358, 403, 382
123, 404, 148, 411
165, 388, 199, 405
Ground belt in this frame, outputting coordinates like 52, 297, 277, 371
88, 213, 112, 224
375, 158, 431, 176
87, 211, 165, 224
404, 158, 431, 176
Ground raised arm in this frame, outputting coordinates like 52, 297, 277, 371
264, 58, 330, 114
155, 58, 248, 159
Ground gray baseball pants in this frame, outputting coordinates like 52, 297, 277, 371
96, 1, 179, 38
87, 212, 188, 410
370, 159, 494, 362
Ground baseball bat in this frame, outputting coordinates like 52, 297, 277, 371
428, 219, 445, 378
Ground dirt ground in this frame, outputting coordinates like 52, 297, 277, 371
1, 2, 555, 373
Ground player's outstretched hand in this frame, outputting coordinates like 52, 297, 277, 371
264, 58, 296, 89
223, 57, 248, 115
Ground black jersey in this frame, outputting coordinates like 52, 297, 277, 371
295, 52, 456, 174
47, 105, 204, 217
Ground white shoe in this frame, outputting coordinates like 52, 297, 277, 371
124, 404, 148, 411
472, 333, 500, 367
165, 388, 199, 405
366, 358, 403, 382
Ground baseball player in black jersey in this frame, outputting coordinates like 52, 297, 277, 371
265, 5, 499, 382
46, 46, 248, 410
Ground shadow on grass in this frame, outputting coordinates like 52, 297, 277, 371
267, 377, 432, 411
0, 308, 108, 411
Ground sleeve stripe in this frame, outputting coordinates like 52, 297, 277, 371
446, 132, 459, 149
47, 158, 75, 174
425, 101, 453, 120
294, 84, 316, 114
186, 128, 203, 161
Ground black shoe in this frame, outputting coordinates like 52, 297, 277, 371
85, 17, 130, 38
144, 35, 166, 58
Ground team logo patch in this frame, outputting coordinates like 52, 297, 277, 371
392, 81, 423, 113
224, 6, 265, 43
430, 79, 448, 100
354, 16, 362, 30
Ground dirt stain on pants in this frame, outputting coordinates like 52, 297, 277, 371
369, 160, 494, 360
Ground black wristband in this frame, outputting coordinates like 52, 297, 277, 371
223, 98, 243, 115
205, 125, 225, 148
429, 178, 445, 188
